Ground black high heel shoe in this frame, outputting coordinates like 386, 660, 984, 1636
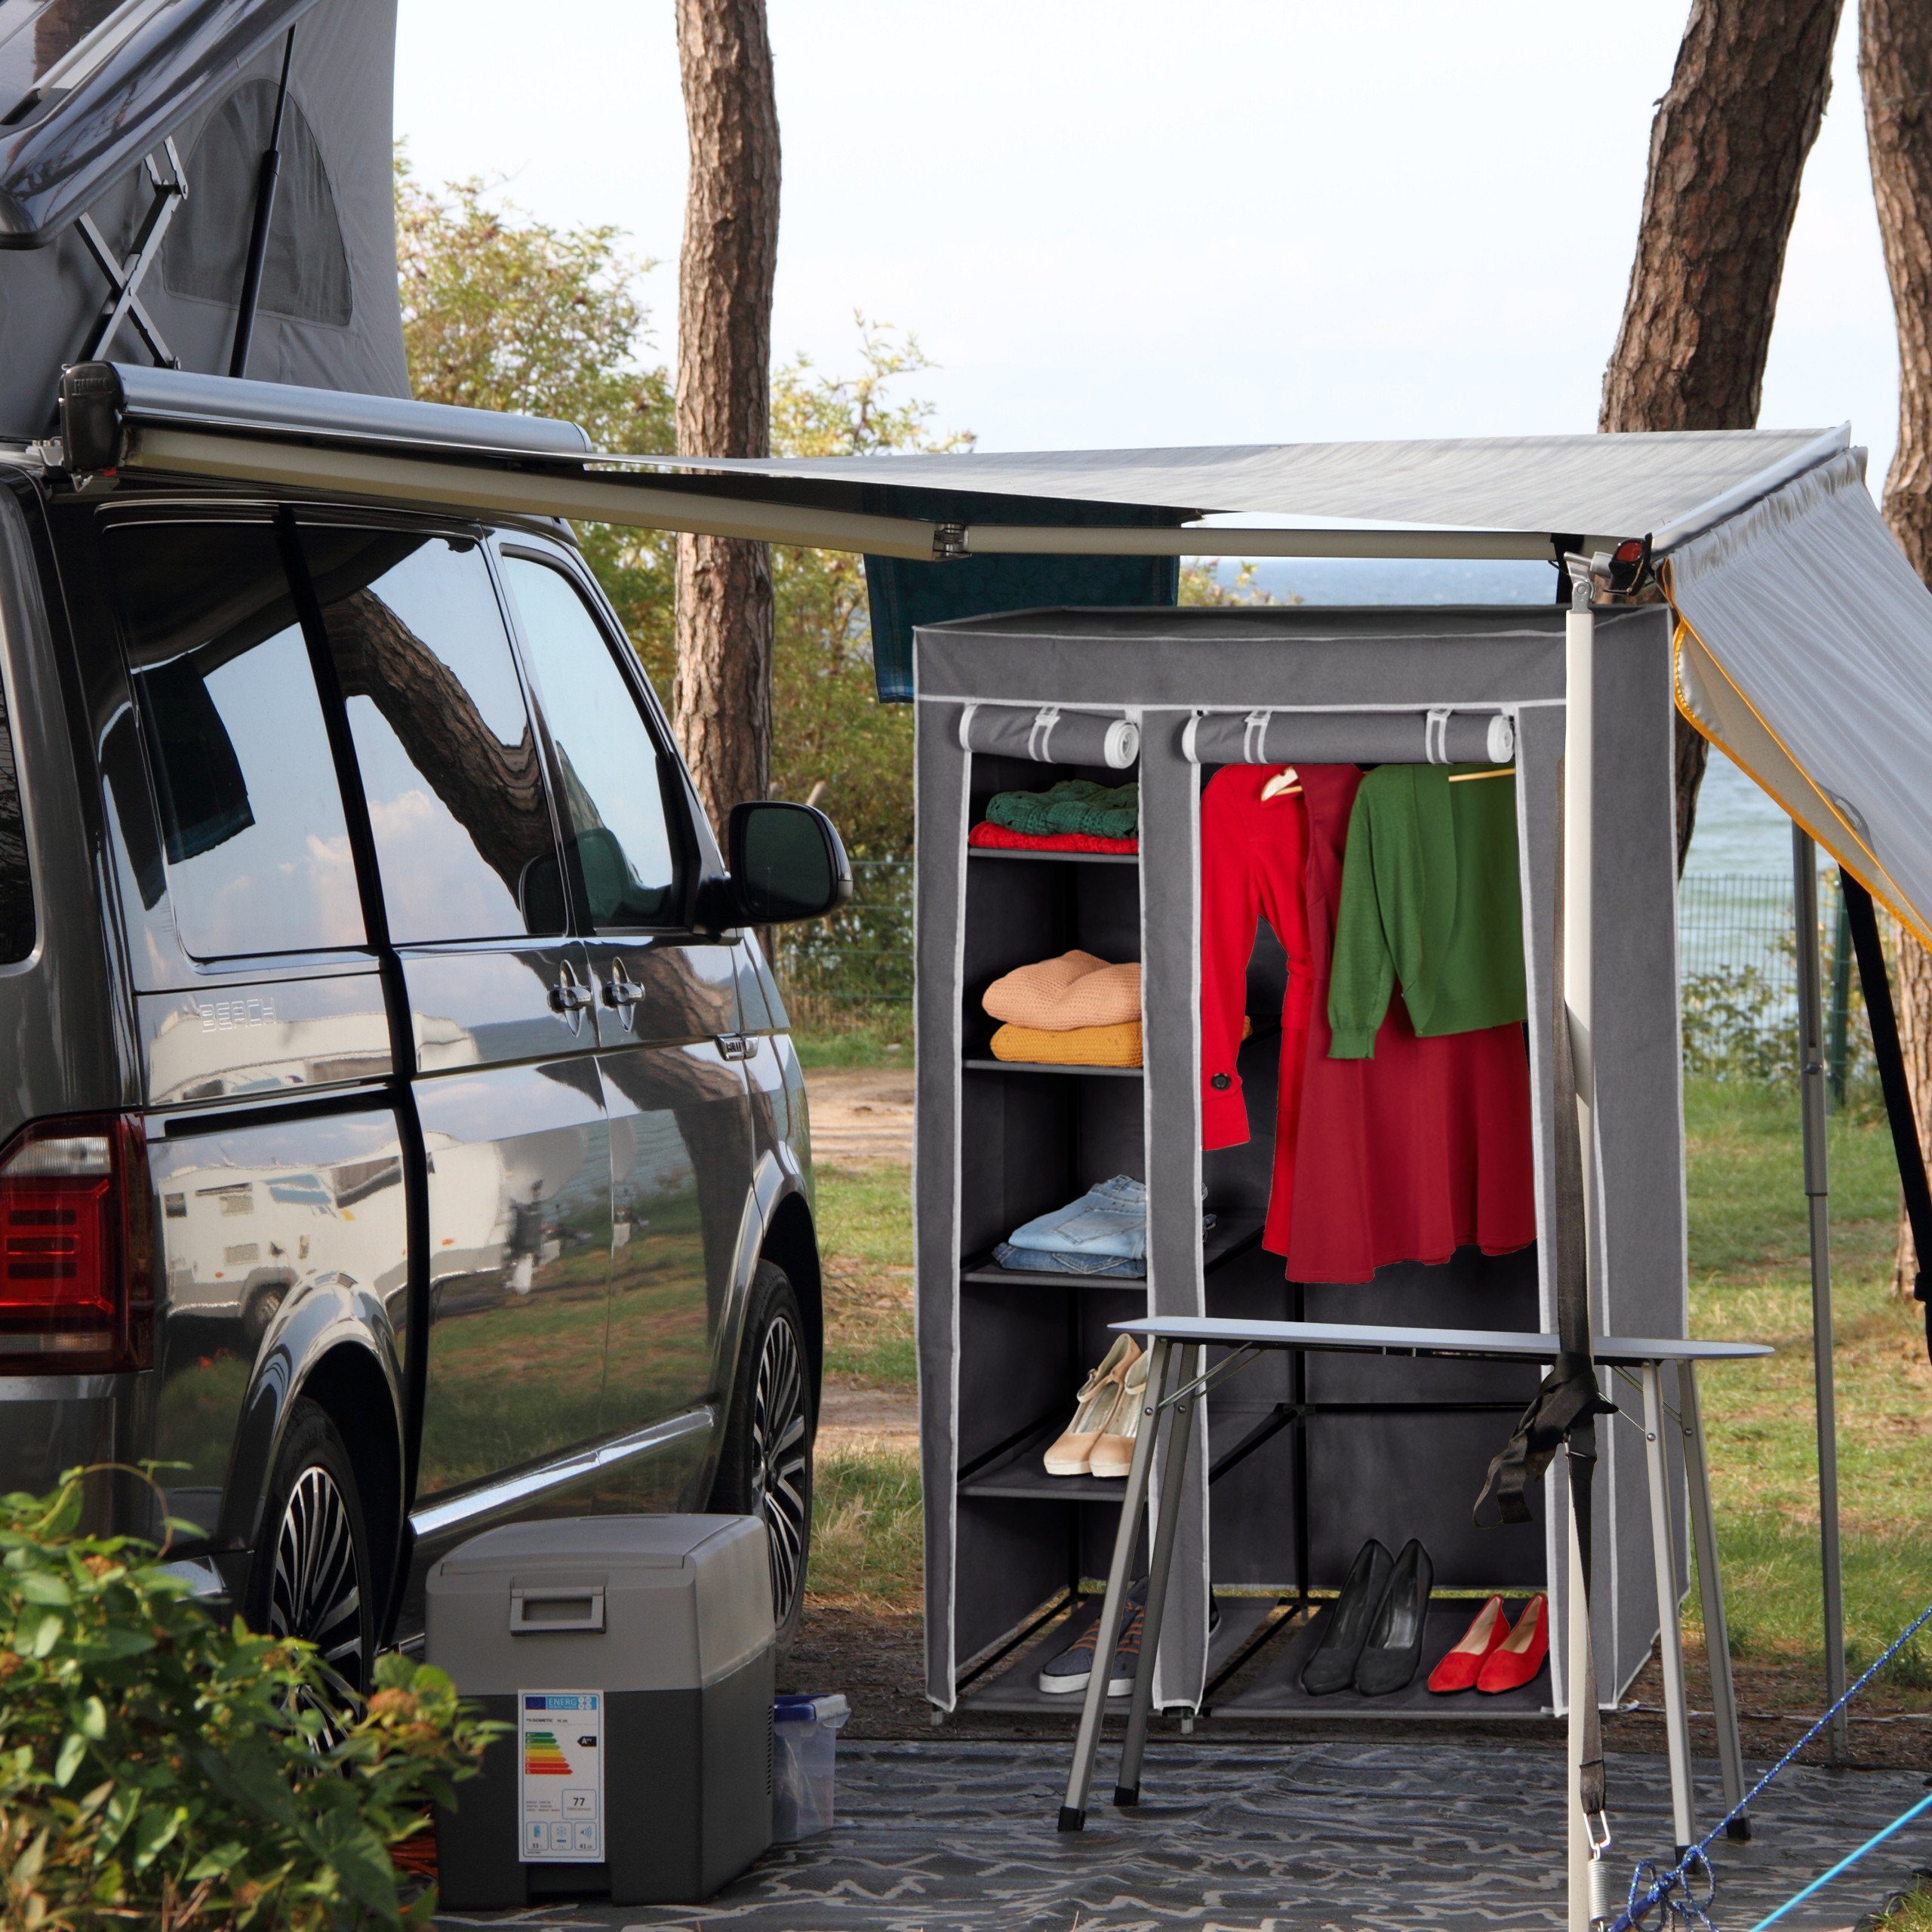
1354, 1537, 1435, 1696
1300, 1538, 1393, 1696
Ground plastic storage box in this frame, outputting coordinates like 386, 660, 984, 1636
772, 1693, 850, 1841
426, 1515, 775, 1909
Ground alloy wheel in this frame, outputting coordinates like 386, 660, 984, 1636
267, 1464, 368, 1722
749, 1312, 811, 1629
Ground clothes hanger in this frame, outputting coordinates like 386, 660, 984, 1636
1260, 765, 1302, 800
1446, 766, 1516, 783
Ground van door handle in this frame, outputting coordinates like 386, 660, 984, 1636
548, 964, 592, 1032
601, 962, 645, 1032
716, 1032, 755, 1062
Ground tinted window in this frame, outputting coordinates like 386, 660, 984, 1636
303, 531, 560, 944
503, 555, 681, 931
0, 664, 29, 964
107, 522, 364, 959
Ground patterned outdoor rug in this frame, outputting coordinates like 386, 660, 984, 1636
434, 1740, 1930, 1931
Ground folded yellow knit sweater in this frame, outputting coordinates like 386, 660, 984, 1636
989, 1019, 1143, 1067
983, 950, 1141, 1030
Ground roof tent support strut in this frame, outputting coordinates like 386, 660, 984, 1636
1839, 873, 1932, 1359
78, 139, 188, 369
229, 27, 297, 381
1793, 828, 1847, 1763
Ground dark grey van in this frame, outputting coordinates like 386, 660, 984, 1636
0, 365, 846, 1693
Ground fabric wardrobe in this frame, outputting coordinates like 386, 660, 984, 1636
912, 602, 1687, 1718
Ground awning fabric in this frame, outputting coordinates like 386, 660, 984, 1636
82, 363, 1932, 941
1666, 451, 1932, 949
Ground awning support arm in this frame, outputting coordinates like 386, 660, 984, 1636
1839, 872, 1932, 1360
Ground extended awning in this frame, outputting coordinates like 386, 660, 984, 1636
56, 359, 1932, 941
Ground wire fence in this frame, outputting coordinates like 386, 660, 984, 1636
774, 860, 1868, 1091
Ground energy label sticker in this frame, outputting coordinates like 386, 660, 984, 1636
518, 1690, 603, 1863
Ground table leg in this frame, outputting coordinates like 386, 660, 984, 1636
1641, 1360, 1697, 1855
1060, 1337, 1168, 1832
1680, 1361, 1750, 1840
1115, 1344, 1201, 1806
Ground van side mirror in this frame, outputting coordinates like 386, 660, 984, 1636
719, 801, 851, 927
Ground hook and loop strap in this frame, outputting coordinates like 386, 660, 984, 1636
1027, 705, 1063, 762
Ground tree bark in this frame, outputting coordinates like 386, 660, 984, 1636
1599, 0, 1843, 871
672, 0, 781, 837
1860, 0, 1932, 1294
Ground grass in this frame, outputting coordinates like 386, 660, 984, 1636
789, 1009, 913, 1069
814, 1160, 915, 1388
1683, 1076, 1932, 1674
807, 1443, 923, 1611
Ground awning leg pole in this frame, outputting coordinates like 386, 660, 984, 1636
1792, 826, 1848, 1762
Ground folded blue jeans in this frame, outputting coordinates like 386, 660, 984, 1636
1008, 1174, 1146, 1260
993, 1242, 1145, 1278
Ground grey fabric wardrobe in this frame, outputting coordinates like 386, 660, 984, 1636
913, 602, 1688, 1719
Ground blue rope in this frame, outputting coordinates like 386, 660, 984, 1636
1613, 1593, 1932, 1930
1745, 1789, 1932, 1932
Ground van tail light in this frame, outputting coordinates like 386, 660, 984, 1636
0, 1115, 153, 1374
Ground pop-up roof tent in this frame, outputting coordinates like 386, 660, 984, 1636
0, 0, 405, 437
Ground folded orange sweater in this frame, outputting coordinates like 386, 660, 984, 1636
983, 950, 1141, 1030
989, 1019, 1143, 1068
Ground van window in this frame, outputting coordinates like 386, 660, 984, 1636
106, 522, 365, 960
501, 555, 682, 930
0, 667, 30, 964
301, 530, 561, 944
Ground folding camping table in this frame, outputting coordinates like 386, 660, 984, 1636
1059, 1316, 1772, 1854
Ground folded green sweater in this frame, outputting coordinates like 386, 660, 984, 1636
985, 779, 1139, 839
1328, 764, 1525, 1058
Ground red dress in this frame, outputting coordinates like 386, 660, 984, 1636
1200, 762, 1537, 1285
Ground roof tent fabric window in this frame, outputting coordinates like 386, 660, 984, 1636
1666, 450, 1932, 949
163, 78, 351, 325
860, 489, 1180, 701
0, 0, 401, 438
1183, 708, 1515, 766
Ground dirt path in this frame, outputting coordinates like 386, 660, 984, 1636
804, 1066, 914, 1168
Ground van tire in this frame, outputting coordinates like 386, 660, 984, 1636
709, 1261, 814, 1655
243, 1398, 377, 1718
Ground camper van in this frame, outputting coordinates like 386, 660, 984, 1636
0, 365, 847, 1686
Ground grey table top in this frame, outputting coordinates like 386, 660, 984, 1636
1109, 1315, 1771, 1366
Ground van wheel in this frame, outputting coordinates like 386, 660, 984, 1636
244, 1398, 376, 1724
709, 1262, 814, 1653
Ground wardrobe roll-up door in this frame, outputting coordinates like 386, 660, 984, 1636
961, 703, 1140, 768
1183, 708, 1513, 768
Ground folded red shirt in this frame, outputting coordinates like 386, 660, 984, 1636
969, 821, 1139, 855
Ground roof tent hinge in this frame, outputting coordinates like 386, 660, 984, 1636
77, 137, 189, 372
931, 521, 969, 561
1562, 535, 1652, 607
54, 362, 128, 479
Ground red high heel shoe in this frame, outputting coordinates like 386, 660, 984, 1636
1426, 1594, 1509, 1694
1476, 1594, 1549, 1693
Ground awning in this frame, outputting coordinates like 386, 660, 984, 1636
62, 361, 1932, 940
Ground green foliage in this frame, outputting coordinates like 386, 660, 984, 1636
1179, 558, 1295, 606
0, 1469, 498, 1929
766, 319, 971, 857
395, 154, 678, 687
1680, 964, 1797, 1084
397, 153, 970, 860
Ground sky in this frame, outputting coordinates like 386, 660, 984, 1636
394, 0, 1900, 484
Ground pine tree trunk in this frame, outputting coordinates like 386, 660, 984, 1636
1861, 0, 1932, 1294
1599, 0, 1843, 872
672, 0, 780, 836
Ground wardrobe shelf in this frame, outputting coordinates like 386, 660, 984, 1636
958, 1420, 1127, 1501
967, 848, 1140, 866
961, 1057, 1143, 1078
957, 1215, 1263, 1289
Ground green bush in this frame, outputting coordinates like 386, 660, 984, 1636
0, 1468, 499, 1929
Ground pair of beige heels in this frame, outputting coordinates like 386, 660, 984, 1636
1043, 1336, 1146, 1477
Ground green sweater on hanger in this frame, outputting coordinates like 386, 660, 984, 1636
1327, 764, 1526, 1058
